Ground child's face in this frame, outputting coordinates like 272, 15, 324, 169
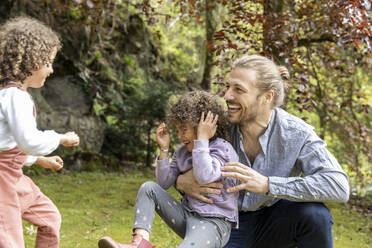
176, 122, 197, 152
23, 47, 57, 89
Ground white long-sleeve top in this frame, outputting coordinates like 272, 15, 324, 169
0, 86, 60, 165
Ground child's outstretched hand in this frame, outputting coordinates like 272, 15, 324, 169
197, 111, 218, 140
156, 123, 170, 150
60, 131, 80, 147
36, 156, 63, 170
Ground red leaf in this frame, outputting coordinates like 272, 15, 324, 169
354, 39, 361, 48
195, 15, 203, 24
205, 42, 216, 51
215, 31, 224, 37
228, 43, 238, 49
189, 0, 195, 8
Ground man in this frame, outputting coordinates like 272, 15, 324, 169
176, 55, 349, 248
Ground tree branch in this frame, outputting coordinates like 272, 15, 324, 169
298, 34, 334, 47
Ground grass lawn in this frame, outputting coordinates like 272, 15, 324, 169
23, 170, 371, 248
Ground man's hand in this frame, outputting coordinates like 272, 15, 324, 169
35, 156, 64, 170
221, 162, 269, 194
176, 169, 223, 204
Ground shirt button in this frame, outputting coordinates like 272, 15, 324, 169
246, 192, 250, 196
276, 189, 280, 193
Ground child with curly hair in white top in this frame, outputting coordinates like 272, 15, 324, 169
0, 16, 80, 248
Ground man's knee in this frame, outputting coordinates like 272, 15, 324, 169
294, 202, 334, 245
297, 202, 333, 228
292, 203, 334, 247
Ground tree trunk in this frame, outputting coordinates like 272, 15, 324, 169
200, 0, 215, 90
263, 0, 285, 64
263, 0, 287, 108
145, 124, 153, 167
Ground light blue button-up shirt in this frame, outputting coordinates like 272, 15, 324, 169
230, 108, 350, 212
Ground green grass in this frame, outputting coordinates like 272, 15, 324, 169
23, 170, 371, 248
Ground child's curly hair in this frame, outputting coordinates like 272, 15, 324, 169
0, 16, 61, 85
166, 90, 230, 141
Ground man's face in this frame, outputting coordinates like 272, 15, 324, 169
223, 68, 263, 125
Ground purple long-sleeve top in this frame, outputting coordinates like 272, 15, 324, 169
156, 138, 240, 225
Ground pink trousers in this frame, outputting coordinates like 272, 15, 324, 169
0, 147, 61, 248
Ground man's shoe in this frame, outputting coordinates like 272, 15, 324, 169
98, 234, 155, 248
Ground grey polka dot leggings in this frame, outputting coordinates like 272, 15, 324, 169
133, 181, 232, 248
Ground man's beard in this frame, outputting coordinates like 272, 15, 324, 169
241, 107, 259, 125
227, 102, 259, 125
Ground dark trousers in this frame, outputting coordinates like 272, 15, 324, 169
224, 200, 334, 248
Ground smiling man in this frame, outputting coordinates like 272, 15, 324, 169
176, 55, 350, 248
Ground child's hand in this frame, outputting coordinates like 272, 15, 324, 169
197, 111, 218, 140
156, 123, 170, 150
60, 131, 80, 147
36, 156, 63, 170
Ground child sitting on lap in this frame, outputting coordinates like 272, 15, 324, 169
99, 91, 240, 248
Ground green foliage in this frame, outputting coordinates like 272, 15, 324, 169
146, 2, 206, 85
23, 172, 372, 247
102, 79, 176, 166
5, 0, 370, 194
22, 165, 50, 177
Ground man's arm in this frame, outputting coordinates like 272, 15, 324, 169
222, 132, 350, 203
267, 135, 349, 203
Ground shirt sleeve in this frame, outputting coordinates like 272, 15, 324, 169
155, 152, 180, 190
4, 89, 60, 156
23, 155, 38, 166
268, 131, 350, 203
192, 139, 228, 184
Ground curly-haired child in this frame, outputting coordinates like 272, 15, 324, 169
0, 16, 80, 247
99, 91, 240, 248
